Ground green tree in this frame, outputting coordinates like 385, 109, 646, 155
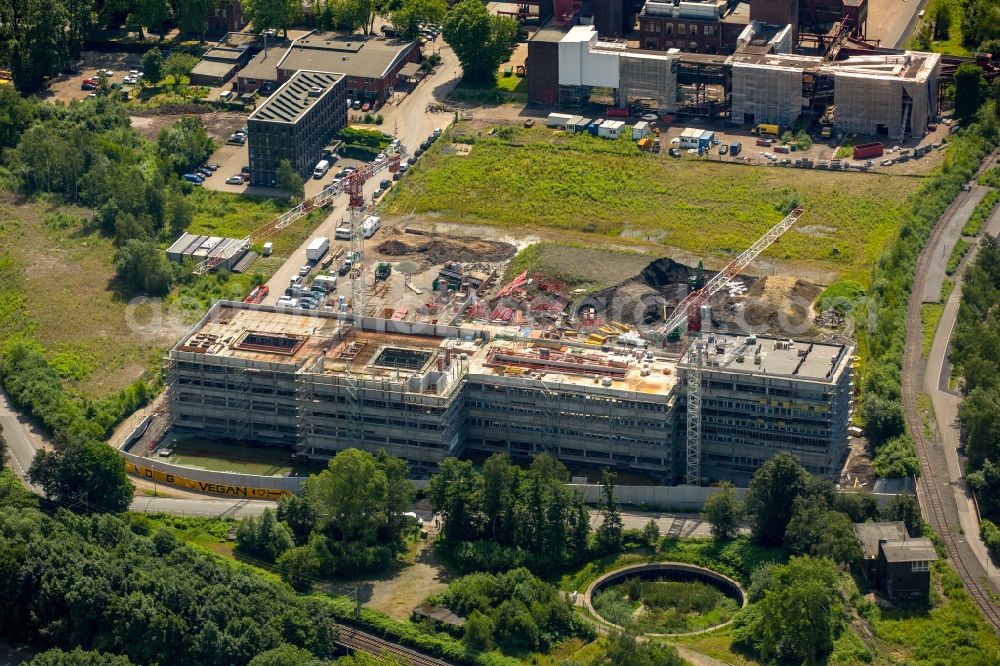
276, 159, 305, 199
873, 434, 921, 478
955, 63, 986, 124
733, 556, 843, 665
391, 0, 447, 39
28, 648, 136, 665
862, 395, 905, 444
960, 386, 1000, 466
248, 644, 326, 666
244, 0, 301, 36
641, 518, 660, 545
596, 630, 685, 666
176, 0, 215, 39
276, 545, 321, 591
932, 0, 952, 40
158, 116, 214, 174
442, 0, 519, 83
0, 84, 35, 150
277, 493, 318, 545
596, 469, 623, 553
28, 440, 134, 512
746, 453, 810, 546
164, 52, 199, 88
114, 239, 174, 295
785, 499, 861, 566
9, 0, 69, 93
962, 0, 1000, 48
236, 508, 295, 562
702, 481, 744, 540
141, 48, 165, 84
462, 609, 494, 651
885, 492, 923, 536
135, 0, 170, 37
427, 457, 480, 542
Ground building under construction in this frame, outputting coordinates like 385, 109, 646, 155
166, 301, 853, 484
531, 20, 941, 140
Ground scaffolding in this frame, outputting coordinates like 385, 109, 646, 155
231, 367, 252, 443
619, 54, 678, 111
730, 61, 808, 127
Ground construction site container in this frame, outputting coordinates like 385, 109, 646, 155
361, 216, 381, 239
588, 119, 603, 136
679, 127, 714, 149
262, 242, 273, 256
306, 237, 330, 261
606, 106, 628, 117
853, 142, 884, 159
547, 113, 573, 128
569, 117, 591, 134
632, 121, 650, 139
598, 120, 625, 139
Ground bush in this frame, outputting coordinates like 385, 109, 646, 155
874, 434, 922, 478
982, 519, 1000, 558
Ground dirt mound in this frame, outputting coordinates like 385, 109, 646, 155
376, 236, 516, 263
715, 276, 822, 336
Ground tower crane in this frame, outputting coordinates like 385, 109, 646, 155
655, 207, 805, 486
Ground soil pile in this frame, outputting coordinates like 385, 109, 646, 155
376, 236, 516, 263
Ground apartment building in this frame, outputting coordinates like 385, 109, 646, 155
246, 70, 347, 186
167, 302, 854, 484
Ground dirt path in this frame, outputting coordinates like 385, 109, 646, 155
365, 536, 455, 620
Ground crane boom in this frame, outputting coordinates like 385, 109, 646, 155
658, 207, 805, 337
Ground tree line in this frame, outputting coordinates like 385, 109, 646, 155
236, 448, 417, 587
955, 235, 1000, 546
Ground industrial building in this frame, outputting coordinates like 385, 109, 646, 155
166, 302, 854, 484
247, 70, 348, 186
529, 21, 940, 140
236, 31, 421, 104
189, 33, 261, 86
854, 521, 937, 601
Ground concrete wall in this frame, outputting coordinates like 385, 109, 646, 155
569, 482, 748, 508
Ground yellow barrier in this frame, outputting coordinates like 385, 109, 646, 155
127, 463, 293, 500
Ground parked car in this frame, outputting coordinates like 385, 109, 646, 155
352, 100, 361, 110
668, 148, 681, 158
379, 179, 391, 190
407, 156, 417, 165
183, 173, 204, 184
241, 166, 251, 175
81, 81, 97, 90
299, 265, 312, 277
226, 175, 244, 185
432, 128, 442, 138
361, 103, 370, 112
203, 163, 218, 171
718, 144, 728, 155
880, 159, 894, 167
641, 113, 658, 121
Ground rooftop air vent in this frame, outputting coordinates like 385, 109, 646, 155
308, 86, 323, 96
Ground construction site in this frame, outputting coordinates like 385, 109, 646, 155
161, 206, 857, 486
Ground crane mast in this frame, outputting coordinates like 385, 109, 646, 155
665, 207, 805, 485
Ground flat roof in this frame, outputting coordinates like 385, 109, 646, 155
203, 45, 247, 62
191, 60, 238, 78
532, 17, 575, 43
684, 334, 851, 383
855, 521, 908, 559
881, 539, 938, 563
176, 304, 679, 399
278, 31, 418, 80
239, 44, 289, 82
248, 70, 345, 125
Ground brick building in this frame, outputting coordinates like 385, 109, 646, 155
207, 0, 246, 35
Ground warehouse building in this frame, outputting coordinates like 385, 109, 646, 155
166, 302, 854, 484
235, 31, 420, 104
246, 70, 348, 186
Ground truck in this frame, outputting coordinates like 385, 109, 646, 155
729, 141, 742, 156
374, 262, 391, 282
751, 123, 780, 137
306, 237, 330, 262
852, 142, 884, 159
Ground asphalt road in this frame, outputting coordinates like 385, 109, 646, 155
0, 390, 44, 493
130, 495, 276, 517
922, 154, 1000, 593
261, 45, 462, 306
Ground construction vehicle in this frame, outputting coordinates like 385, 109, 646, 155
687, 260, 706, 290
374, 262, 391, 282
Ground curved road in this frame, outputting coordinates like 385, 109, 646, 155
902, 150, 1000, 629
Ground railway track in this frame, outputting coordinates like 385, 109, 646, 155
901, 153, 1000, 631
336, 626, 455, 666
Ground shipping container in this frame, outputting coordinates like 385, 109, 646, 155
852, 142, 884, 159
606, 106, 629, 117
546, 113, 573, 128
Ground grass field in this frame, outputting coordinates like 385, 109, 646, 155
921, 303, 945, 358
908, 0, 972, 56
161, 436, 315, 476
0, 196, 169, 398
384, 126, 921, 285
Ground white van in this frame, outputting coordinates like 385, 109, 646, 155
313, 160, 331, 179
334, 226, 353, 240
